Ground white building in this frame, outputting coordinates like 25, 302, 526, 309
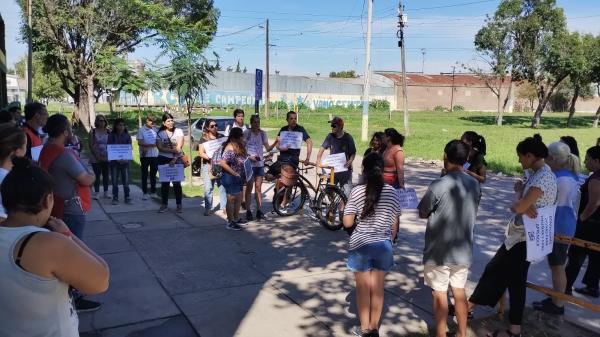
6, 74, 26, 103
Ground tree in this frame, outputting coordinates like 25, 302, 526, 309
517, 82, 537, 111
565, 33, 597, 127
122, 72, 147, 127
164, 54, 215, 184
22, 0, 218, 131
243, 66, 247, 73
15, 54, 64, 104
215, 59, 221, 70
587, 35, 600, 128
235, 60, 241, 73
329, 70, 357, 78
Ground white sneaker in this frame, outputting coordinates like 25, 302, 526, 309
103, 191, 111, 199
142, 194, 149, 201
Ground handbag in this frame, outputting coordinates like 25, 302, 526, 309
162, 129, 190, 168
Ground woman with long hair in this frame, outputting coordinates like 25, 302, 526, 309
156, 113, 185, 213
108, 118, 132, 205
0, 157, 109, 336
0, 125, 27, 222
461, 131, 487, 184
89, 115, 110, 199
382, 128, 405, 189
343, 153, 401, 337
244, 114, 273, 221
364, 132, 385, 156
198, 118, 227, 215
468, 134, 557, 337
218, 127, 249, 230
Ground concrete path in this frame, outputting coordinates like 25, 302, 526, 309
78, 157, 599, 337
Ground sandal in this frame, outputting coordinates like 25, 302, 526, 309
487, 329, 521, 337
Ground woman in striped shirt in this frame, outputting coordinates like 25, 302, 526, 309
343, 153, 401, 337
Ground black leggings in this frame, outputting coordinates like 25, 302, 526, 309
469, 242, 530, 325
91, 162, 110, 193
565, 222, 600, 291
140, 157, 158, 194
157, 156, 182, 205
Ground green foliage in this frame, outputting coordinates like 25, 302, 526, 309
369, 99, 390, 110
453, 105, 465, 112
235, 60, 241, 73
15, 54, 64, 103
269, 101, 288, 110
517, 82, 538, 111
433, 105, 447, 112
163, 54, 216, 114
329, 70, 357, 78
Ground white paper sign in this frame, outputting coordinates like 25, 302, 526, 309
107, 144, 133, 161
142, 129, 157, 145
31, 145, 43, 162
244, 158, 253, 182
158, 164, 185, 182
397, 188, 419, 209
523, 205, 556, 262
279, 131, 303, 149
321, 153, 348, 173
203, 137, 227, 158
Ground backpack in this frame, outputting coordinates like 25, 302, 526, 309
210, 145, 225, 179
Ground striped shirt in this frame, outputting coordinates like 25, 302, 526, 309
344, 184, 401, 251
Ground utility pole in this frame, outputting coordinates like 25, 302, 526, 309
26, 0, 33, 103
398, 0, 409, 135
361, 0, 373, 142
265, 19, 270, 118
421, 48, 426, 74
450, 65, 456, 112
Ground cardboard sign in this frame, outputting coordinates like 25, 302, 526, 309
279, 131, 303, 149
321, 152, 348, 173
107, 144, 133, 161
397, 188, 419, 209
203, 137, 227, 158
523, 205, 556, 262
31, 145, 43, 162
244, 158, 253, 182
158, 164, 185, 182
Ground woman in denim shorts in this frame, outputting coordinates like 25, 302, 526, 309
243, 115, 273, 221
218, 128, 249, 230
343, 153, 401, 337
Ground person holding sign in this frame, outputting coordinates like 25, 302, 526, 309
467, 134, 556, 337
243, 115, 273, 221
156, 113, 185, 214
275, 111, 312, 167
382, 128, 405, 189
23, 102, 48, 162
531, 141, 580, 314
417, 140, 481, 337
316, 116, 356, 197
108, 119, 132, 205
565, 145, 600, 299
198, 118, 227, 216
137, 115, 159, 200
0, 126, 27, 222
219, 128, 249, 230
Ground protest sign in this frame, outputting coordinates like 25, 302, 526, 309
523, 205, 556, 262
107, 144, 133, 161
244, 158, 253, 182
321, 153, 348, 173
203, 137, 227, 158
397, 188, 419, 209
158, 164, 185, 182
31, 145, 43, 162
279, 131, 303, 149
142, 128, 157, 145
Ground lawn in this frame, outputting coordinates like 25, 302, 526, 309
53, 104, 599, 198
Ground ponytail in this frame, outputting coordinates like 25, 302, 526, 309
566, 153, 581, 175
361, 153, 384, 219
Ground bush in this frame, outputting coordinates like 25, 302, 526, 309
433, 105, 447, 112
453, 105, 465, 112
369, 99, 390, 110
269, 101, 288, 110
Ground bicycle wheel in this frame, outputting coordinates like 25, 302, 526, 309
273, 181, 308, 216
315, 185, 347, 231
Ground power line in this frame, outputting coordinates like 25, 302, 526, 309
407, 0, 497, 11
215, 23, 261, 37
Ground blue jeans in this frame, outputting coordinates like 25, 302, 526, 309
63, 213, 86, 239
202, 164, 227, 211
110, 161, 130, 200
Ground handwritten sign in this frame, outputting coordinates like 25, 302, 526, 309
203, 137, 227, 158
397, 188, 419, 209
142, 128, 157, 145
523, 205, 556, 262
31, 145, 43, 162
244, 158, 253, 182
107, 144, 133, 161
158, 164, 185, 182
279, 131, 303, 149
321, 153, 348, 173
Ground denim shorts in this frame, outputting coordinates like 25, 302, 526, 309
221, 172, 243, 195
252, 166, 265, 177
347, 241, 394, 272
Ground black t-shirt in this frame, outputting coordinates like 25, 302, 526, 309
467, 153, 487, 177
277, 124, 310, 164
322, 132, 356, 183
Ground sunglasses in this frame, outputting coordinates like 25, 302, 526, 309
208, 124, 217, 128
330, 124, 337, 128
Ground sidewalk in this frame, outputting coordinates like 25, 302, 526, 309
78, 157, 600, 337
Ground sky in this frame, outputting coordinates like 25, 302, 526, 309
2, 0, 600, 76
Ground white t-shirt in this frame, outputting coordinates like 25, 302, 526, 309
0, 168, 8, 218
244, 129, 268, 167
136, 126, 159, 158
157, 128, 184, 158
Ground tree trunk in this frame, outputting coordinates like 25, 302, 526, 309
567, 85, 580, 128
594, 104, 600, 128
496, 81, 503, 126
187, 101, 193, 187
531, 95, 550, 129
108, 95, 114, 115
503, 81, 514, 113
75, 76, 96, 132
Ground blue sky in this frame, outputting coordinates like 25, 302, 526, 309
2, 0, 599, 76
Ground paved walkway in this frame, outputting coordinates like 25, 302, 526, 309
78, 157, 599, 337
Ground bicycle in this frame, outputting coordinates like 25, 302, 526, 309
271, 161, 347, 231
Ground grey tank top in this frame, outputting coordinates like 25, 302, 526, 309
0, 226, 79, 337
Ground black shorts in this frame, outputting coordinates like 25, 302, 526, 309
547, 242, 569, 266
